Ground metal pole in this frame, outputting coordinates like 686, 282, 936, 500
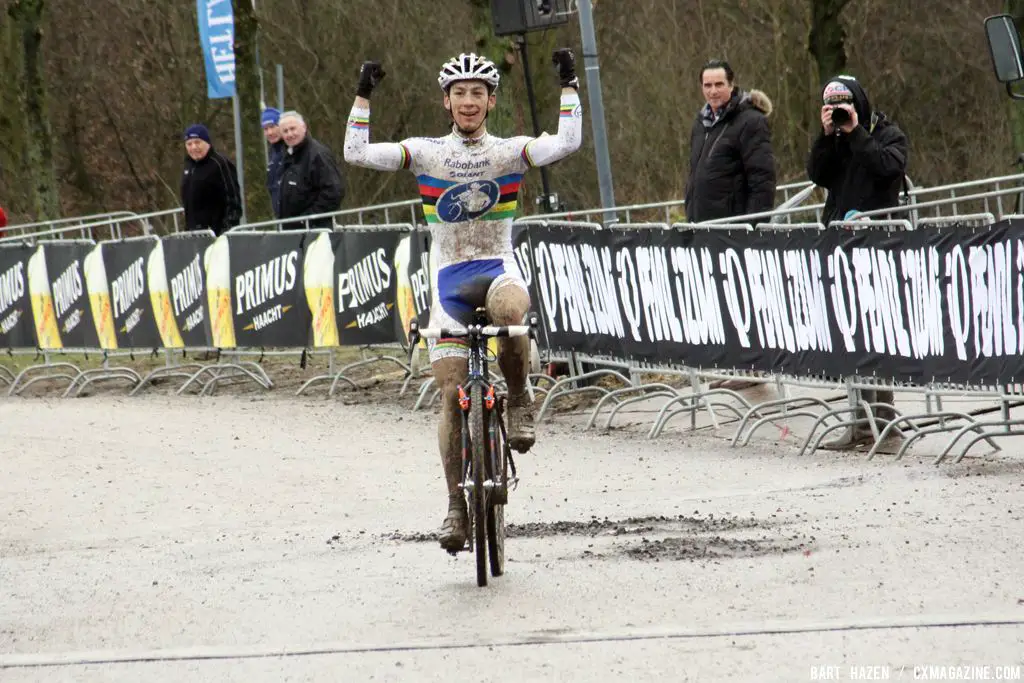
276, 64, 285, 112
518, 35, 556, 213
577, 0, 617, 224
232, 92, 247, 223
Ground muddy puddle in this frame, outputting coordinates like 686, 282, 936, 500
380, 513, 814, 561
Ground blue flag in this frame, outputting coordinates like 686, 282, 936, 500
197, 0, 236, 99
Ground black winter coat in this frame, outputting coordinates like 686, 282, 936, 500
685, 88, 777, 223
807, 116, 909, 226
278, 135, 345, 228
266, 140, 286, 218
180, 147, 242, 236
807, 74, 909, 225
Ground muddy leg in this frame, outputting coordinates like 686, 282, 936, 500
487, 284, 534, 452
433, 356, 469, 552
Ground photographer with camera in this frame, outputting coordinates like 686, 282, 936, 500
807, 75, 908, 227
807, 75, 909, 451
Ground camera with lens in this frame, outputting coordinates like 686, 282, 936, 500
830, 106, 851, 127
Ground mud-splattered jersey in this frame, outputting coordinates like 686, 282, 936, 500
343, 92, 583, 269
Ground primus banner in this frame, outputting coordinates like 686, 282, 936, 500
0, 244, 35, 349
517, 220, 1024, 385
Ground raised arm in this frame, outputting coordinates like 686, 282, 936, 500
342, 61, 409, 171
521, 49, 583, 167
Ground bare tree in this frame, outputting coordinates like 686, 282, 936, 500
808, 0, 851, 86
8, 0, 60, 219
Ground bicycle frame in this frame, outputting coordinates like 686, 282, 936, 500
456, 310, 506, 503
409, 310, 536, 501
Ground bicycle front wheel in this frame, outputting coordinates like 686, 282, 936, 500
487, 397, 507, 577
469, 383, 488, 587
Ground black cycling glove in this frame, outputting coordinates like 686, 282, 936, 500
552, 48, 579, 90
356, 61, 386, 99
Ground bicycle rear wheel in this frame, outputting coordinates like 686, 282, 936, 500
469, 383, 488, 587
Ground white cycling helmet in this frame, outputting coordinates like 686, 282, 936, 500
437, 53, 500, 92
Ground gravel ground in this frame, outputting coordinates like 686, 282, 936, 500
1, 391, 1022, 682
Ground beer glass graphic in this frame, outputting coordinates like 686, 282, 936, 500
26, 245, 61, 350
205, 235, 236, 348
147, 239, 184, 348
83, 244, 118, 350
303, 231, 339, 347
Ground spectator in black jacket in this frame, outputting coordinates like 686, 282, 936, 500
262, 108, 286, 218
179, 124, 242, 235
807, 75, 910, 451
277, 111, 344, 229
808, 75, 909, 226
685, 59, 777, 224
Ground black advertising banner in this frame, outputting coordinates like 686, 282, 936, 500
334, 228, 402, 346
227, 232, 312, 347
156, 231, 214, 348
0, 244, 35, 349
101, 238, 163, 349
518, 218, 1024, 386
34, 242, 99, 349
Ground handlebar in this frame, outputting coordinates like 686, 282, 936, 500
408, 314, 538, 346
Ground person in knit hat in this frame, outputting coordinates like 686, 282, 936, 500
179, 124, 242, 235
808, 75, 909, 227
261, 108, 285, 217
807, 75, 909, 452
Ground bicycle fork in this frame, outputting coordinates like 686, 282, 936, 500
457, 383, 503, 498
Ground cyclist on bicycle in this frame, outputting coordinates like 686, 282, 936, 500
344, 50, 583, 552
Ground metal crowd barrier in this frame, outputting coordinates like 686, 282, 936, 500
1, 211, 138, 239
0, 208, 184, 245
519, 180, 819, 226
227, 200, 424, 233
9, 171, 1024, 464
505, 215, 1024, 465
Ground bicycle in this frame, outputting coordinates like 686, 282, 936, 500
407, 307, 538, 587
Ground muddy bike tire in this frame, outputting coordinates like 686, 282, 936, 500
486, 399, 507, 577
487, 502, 505, 577
469, 383, 488, 587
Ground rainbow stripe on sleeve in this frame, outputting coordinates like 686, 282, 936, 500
417, 173, 522, 223
348, 114, 369, 130
559, 104, 575, 118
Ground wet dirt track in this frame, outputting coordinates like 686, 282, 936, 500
1, 394, 1023, 681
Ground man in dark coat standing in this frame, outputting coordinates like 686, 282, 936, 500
262, 107, 286, 217
277, 111, 344, 229
179, 124, 242, 235
685, 59, 777, 223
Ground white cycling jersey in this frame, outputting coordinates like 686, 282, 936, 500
343, 92, 582, 267
344, 91, 583, 359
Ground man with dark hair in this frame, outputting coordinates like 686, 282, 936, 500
179, 124, 242, 235
807, 74, 910, 450
685, 59, 777, 223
